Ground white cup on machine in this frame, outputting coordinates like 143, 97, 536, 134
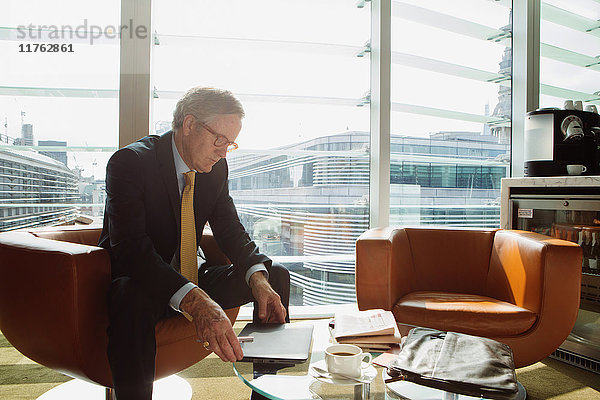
567, 164, 587, 176
585, 105, 598, 114
564, 100, 574, 110
325, 344, 372, 378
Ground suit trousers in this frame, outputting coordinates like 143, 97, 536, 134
107, 262, 290, 400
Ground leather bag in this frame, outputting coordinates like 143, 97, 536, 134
386, 327, 519, 400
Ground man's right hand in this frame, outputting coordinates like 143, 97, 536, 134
179, 287, 243, 362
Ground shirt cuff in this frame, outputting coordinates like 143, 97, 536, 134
245, 263, 268, 286
169, 282, 198, 311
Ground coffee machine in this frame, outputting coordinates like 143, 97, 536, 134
524, 106, 600, 177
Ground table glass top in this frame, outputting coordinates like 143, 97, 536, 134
232, 320, 527, 400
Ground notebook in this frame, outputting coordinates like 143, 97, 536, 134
238, 322, 314, 364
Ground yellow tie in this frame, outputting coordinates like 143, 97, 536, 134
180, 170, 198, 285
180, 171, 197, 322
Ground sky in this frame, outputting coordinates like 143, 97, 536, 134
1, 0, 599, 180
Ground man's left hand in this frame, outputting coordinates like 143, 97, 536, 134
249, 271, 287, 323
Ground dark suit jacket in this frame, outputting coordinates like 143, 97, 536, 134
98, 131, 271, 308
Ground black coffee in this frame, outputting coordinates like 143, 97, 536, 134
331, 351, 355, 356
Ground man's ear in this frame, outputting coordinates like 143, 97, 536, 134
183, 115, 195, 135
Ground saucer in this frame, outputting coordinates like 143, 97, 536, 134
309, 359, 377, 386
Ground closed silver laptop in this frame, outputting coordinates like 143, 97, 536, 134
238, 323, 314, 364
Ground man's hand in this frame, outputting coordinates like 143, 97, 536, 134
249, 271, 287, 323
179, 287, 243, 362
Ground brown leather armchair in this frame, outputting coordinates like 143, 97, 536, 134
355, 227, 582, 368
0, 225, 238, 397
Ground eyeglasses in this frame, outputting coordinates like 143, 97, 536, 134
196, 120, 238, 153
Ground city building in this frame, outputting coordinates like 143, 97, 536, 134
38, 140, 68, 165
18, 123, 34, 146
76, 169, 106, 222
0, 148, 79, 231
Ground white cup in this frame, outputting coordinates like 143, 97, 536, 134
564, 100, 574, 110
325, 344, 372, 378
567, 164, 587, 175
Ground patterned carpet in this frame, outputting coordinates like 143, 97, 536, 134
2, 323, 600, 400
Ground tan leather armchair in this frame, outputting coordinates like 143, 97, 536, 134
356, 227, 582, 368
0, 225, 238, 396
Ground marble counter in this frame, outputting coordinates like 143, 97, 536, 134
500, 176, 600, 229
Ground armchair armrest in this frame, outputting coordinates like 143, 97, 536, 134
488, 230, 582, 313
488, 230, 582, 366
355, 227, 416, 311
0, 231, 111, 381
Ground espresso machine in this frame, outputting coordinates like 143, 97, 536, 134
524, 105, 600, 177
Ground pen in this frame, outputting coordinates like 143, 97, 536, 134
384, 375, 406, 384
195, 336, 254, 343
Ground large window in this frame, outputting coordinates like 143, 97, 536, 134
390, 0, 511, 228
539, 0, 600, 109
0, 0, 120, 230
152, 0, 370, 306
3, 0, 597, 309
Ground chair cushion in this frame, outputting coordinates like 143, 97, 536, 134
393, 291, 537, 337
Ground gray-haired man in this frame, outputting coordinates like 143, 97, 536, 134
99, 87, 290, 400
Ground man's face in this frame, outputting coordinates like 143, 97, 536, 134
181, 114, 241, 173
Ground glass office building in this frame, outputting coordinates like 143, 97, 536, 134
0, 148, 79, 231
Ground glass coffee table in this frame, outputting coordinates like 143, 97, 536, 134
233, 320, 526, 400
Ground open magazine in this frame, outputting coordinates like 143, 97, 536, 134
333, 309, 399, 340
337, 325, 402, 346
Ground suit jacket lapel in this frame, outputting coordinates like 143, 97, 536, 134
157, 131, 181, 233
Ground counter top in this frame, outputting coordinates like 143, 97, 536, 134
502, 176, 600, 187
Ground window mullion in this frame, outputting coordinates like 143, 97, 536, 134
511, 0, 540, 177
369, 0, 391, 229
119, 0, 153, 148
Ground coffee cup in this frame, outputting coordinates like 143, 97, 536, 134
566, 164, 587, 176
325, 344, 372, 378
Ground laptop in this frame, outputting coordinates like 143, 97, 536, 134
237, 322, 314, 364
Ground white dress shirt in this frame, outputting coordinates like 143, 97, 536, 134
168, 134, 267, 311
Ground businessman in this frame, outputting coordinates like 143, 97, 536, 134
99, 87, 290, 400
